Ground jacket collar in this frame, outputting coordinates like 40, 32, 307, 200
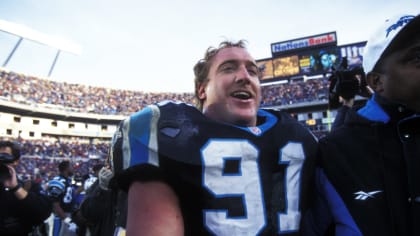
357, 94, 415, 124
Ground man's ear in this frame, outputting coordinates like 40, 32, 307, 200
366, 72, 384, 93
197, 84, 207, 100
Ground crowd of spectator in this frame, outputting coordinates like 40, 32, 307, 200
13, 137, 108, 187
0, 68, 196, 115
261, 78, 329, 107
16, 156, 102, 187
20, 138, 109, 160
1, 68, 330, 115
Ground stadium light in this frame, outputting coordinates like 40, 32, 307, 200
0, 19, 81, 76
0, 19, 82, 55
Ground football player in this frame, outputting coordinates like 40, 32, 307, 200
111, 40, 317, 235
47, 160, 77, 236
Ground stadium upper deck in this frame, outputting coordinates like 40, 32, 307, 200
0, 67, 330, 116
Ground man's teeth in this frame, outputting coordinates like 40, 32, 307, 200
232, 91, 251, 99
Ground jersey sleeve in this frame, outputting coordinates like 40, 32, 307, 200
111, 105, 166, 192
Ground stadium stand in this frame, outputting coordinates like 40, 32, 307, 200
0, 68, 196, 116
10, 137, 108, 183
1, 66, 333, 184
261, 77, 329, 107
1, 67, 330, 115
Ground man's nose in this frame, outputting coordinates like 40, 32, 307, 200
235, 65, 252, 84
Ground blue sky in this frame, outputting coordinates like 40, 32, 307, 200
0, 0, 419, 92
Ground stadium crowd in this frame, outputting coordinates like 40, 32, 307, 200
1, 68, 330, 115
260, 77, 329, 107
20, 138, 109, 160
16, 156, 104, 189
0, 68, 196, 115
14, 138, 108, 184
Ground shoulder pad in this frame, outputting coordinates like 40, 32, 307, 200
47, 179, 65, 198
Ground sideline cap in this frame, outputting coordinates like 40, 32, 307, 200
363, 13, 420, 73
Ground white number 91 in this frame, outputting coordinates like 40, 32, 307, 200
202, 139, 304, 235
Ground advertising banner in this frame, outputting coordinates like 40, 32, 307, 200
271, 32, 337, 56
338, 41, 366, 69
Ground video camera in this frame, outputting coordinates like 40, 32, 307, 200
0, 141, 21, 183
328, 57, 371, 109
0, 152, 15, 183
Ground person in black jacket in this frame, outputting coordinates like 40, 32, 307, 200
0, 140, 52, 236
75, 165, 127, 236
302, 13, 420, 236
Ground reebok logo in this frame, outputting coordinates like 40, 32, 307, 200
353, 190, 383, 200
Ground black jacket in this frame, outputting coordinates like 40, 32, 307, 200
303, 94, 420, 236
79, 180, 127, 236
0, 181, 52, 236
331, 105, 351, 131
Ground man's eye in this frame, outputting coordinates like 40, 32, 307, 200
406, 50, 420, 63
248, 69, 258, 75
399, 50, 420, 65
222, 66, 235, 72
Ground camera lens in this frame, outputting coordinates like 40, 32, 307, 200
0, 163, 11, 183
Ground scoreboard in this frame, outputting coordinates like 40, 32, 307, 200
257, 32, 366, 83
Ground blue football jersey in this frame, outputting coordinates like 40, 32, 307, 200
112, 101, 317, 236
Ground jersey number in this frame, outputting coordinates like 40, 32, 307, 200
202, 139, 304, 235
63, 186, 73, 204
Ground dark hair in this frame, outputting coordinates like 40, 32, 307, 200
193, 40, 259, 110
58, 160, 71, 173
93, 164, 103, 172
0, 140, 21, 161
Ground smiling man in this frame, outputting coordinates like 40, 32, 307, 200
111, 40, 317, 235
195, 44, 261, 127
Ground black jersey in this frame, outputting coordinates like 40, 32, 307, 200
112, 101, 317, 236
